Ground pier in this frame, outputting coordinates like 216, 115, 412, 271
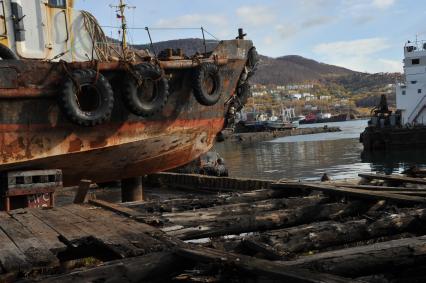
2, 172, 426, 282
219, 126, 341, 143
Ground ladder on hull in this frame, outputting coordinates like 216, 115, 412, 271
408, 94, 426, 124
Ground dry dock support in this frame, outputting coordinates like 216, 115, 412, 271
121, 177, 144, 202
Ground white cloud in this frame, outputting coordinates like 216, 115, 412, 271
236, 5, 276, 26
263, 36, 274, 45
157, 14, 228, 28
343, 0, 397, 21
378, 59, 403, 72
275, 16, 334, 40
276, 24, 299, 40
301, 16, 335, 28
156, 14, 231, 38
313, 38, 401, 73
344, 0, 396, 10
372, 0, 396, 9
314, 38, 390, 56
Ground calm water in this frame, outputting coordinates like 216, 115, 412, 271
215, 120, 426, 181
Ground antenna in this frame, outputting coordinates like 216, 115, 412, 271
109, 0, 136, 59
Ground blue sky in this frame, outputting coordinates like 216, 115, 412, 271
75, 0, 424, 73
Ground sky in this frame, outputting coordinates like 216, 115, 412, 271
75, 0, 425, 73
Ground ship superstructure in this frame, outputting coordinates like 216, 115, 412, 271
396, 40, 426, 125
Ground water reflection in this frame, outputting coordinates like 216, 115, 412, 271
362, 149, 426, 175
215, 120, 426, 181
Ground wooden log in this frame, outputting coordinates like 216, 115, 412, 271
364, 191, 426, 197
161, 196, 327, 226
260, 220, 368, 256
255, 208, 426, 256
166, 202, 350, 240
124, 197, 216, 213
279, 235, 426, 277
32, 252, 184, 283
241, 238, 283, 260
176, 246, 360, 283
336, 184, 419, 191
358, 173, 426, 185
126, 188, 308, 214
272, 182, 426, 204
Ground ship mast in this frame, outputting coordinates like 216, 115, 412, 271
111, 0, 135, 59
119, 0, 127, 55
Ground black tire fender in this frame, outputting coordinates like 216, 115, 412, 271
121, 63, 170, 117
247, 47, 259, 70
193, 62, 222, 106
237, 83, 252, 105
60, 69, 114, 127
0, 43, 18, 60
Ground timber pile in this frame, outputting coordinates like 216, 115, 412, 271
4, 172, 426, 282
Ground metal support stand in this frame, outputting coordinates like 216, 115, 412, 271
121, 176, 143, 202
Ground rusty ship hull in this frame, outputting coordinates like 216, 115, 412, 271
0, 40, 253, 185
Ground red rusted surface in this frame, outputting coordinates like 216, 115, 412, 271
0, 40, 253, 185
27, 193, 53, 209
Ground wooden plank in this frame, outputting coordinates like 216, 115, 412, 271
0, 213, 57, 271
0, 214, 31, 273
85, 202, 160, 235
272, 182, 426, 204
66, 205, 166, 240
59, 205, 154, 258
176, 246, 360, 283
89, 199, 145, 219
358, 173, 426, 185
29, 207, 91, 247
77, 203, 181, 247
8, 209, 67, 254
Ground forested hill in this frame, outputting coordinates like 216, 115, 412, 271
252, 55, 356, 85
130, 38, 402, 90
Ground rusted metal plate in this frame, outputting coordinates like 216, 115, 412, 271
27, 193, 53, 209
0, 67, 18, 89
